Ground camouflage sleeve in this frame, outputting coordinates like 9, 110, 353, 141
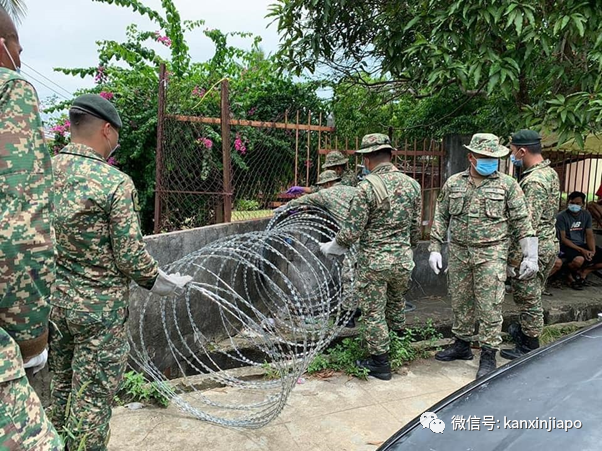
506, 180, 536, 242
411, 181, 422, 247
428, 182, 450, 252
335, 185, 370, 248
109, 178, 159, 289
288, 191, 324, 209
0, 78, 54, 368
508, 180, 546, 265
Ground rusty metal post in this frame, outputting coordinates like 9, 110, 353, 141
306, 111, 311, 185
295, 111, 300, 186
153, 63, 167, 234
221, 79, 232, 223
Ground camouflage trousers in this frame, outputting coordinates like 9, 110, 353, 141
448, 243, 507, 349
356, 265, 411, 355
0, 375, 63, 451
48, 306, 129, 451
510, 241, 558, 338
341, 254, 357, 312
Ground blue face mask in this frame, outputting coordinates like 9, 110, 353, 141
473, 158, 498, 176
568, 204, 582, 213
510, 154, 523, 167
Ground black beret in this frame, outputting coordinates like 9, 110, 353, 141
70, 93, 123, 129
510, 129, 541, 146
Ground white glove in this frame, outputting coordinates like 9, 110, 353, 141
320, 239, 348, 257
429, 252, 444, 275
151, 269, 193, 296
23, 348, 48, 374
506, 265, 517, 278
518, 237, 539, 280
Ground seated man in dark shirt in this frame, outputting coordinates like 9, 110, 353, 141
557, 191, 602, 287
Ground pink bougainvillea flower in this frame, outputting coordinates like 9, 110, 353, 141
155, 31, 172, 47
107, 156, 118, 166
94, 65, 107, 84
234, 134, 247, 155
192, 86, 206, 98
197, 137, 213, 149
99, 91, 114, 100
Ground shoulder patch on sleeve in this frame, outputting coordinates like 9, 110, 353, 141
132, 190, 141, 212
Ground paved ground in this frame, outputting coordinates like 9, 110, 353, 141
108, 352, 509, 451
105, 280, 602, 450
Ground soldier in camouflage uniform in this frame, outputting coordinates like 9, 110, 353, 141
48, 95, 192, 451
501, 130, 560, 360
428, 133, 538, 379
286, 150, 359, 195
0, 8, 63, 450
321, 134, 422, 380
286, 170, 360, 326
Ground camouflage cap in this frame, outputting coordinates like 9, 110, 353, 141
463, 133, 509, 158
510, 129, 541, 147
70, 93, 123, 129
315, 169, 341, 185
323, 150, 348, 168
356, 133, 394, 155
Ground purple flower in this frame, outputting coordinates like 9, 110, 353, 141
107, 157, 117, 166
99, 91, 114, 100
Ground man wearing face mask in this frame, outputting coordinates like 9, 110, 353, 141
502, 130, 560, 360
0, 6, 63, 450
556, 191, 602, 287
48, 94, 193, 450
428, 133, 537, 379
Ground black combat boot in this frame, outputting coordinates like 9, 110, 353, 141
435, 338, 473, 361
356, 353, 392, 381
500, 333, 540, 360
476, 347, 497, 378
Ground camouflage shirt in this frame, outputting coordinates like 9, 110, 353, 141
508, 160, 560, 263
0, 68, 55, 383
336, 163, 422, 271
51, 143, 159, 312
288, 183, 358, 224
429, 169, 535, 252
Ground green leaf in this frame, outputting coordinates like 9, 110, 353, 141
561, 15, 570, 31
473, 64, 482, 85
404, 16, 421, 32
487, 72, 500, 94
514, 12, 523, 35
573, 16, 585, 37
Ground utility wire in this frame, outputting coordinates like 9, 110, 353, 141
20, 69, 71, 101
22, 62, 73, 98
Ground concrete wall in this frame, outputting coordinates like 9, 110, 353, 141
32, 218, 446, 402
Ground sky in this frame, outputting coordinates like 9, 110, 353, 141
17, 0, 282, 106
